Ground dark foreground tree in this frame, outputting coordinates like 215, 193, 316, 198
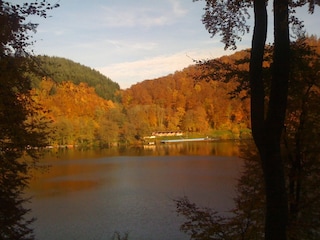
176, 38, 320, 239
284, 38, 320, 239
252, 1, 289, 238
0, 1, 59, 239
181, 1, 319, 239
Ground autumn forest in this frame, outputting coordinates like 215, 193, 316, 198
28, 56, 250, 148
2, 1, 320, 239
24, 37, 320, 148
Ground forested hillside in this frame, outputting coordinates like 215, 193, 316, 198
29, 53, 252, 148
27, 36, 319, 147
33, 55, 120, 101
121, 63, 251, 138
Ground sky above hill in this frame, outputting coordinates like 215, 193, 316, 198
25, 0, 320, 89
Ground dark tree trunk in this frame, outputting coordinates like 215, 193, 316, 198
263, 1, 290, 239
250, 0, 289, 239
249, 0, 267, 148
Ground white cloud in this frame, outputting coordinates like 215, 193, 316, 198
99, 6, 169, 28
99, 0, 188, 29
169, 0, 188, 17
97, 49, 227, 89
104, 39, 158, 51
98, 53, 189, 89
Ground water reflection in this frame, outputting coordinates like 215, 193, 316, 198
26, 141, 247, 240
39, 140, 243, 159
141, 141, 242, 156
29, 141, 244, 198
30, 160, 119, 198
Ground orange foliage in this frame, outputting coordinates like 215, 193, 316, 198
121, 64, 251, 134
29, 79, 116, 146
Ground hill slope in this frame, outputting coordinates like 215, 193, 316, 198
34, 55, 120, 101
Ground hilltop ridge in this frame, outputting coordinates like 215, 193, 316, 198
33, 55, 120, 101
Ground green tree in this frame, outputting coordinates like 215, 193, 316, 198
0, 1, 58, 239
192, 1, 318, 239
54, 117, 75, 146
95, 118, 119, 147
126, 105, 152, 140
182, 106, 209, 132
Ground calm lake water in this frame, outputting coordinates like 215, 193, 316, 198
26, 141, 247, 240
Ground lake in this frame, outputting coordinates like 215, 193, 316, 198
26, 141, 247, 240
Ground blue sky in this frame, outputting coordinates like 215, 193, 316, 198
25, 0, 320, 89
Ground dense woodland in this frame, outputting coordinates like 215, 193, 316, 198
25, 37, 320, 148
28, 53, 254, 148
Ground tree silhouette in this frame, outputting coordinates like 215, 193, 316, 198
0, 1, 58, 239
176, 37, 320, 240
192, 1, 319, 239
